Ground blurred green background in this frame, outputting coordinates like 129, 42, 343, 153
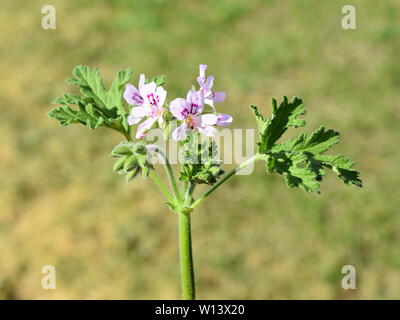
1, 0, 399, 299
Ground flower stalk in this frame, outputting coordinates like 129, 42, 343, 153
178, 210, 196, 300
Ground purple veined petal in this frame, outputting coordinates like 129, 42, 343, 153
139, 74, 146, 90
170, 98, 189, 120
213, 91, 226, 102
199, 64, 207, 81
140, 82, 158, 106
171, 122, 188, 141
156, 86, 167, 107
198, 113, 218, 126
186, 90, 204, 116
198, 125, 217, 137
135, 117, 157, 139
123, 84, 144, 106
216, 113, 233, 127
127, 106, 149, 125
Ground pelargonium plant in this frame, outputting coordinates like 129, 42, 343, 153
48, 64, 362, 300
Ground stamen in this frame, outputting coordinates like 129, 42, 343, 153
149, 106, 162, 118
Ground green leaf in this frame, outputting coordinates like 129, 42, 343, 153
151, 75, 166, 86
271, 126, 340, 155
266, 152, 320, 193
251, 96, 305, 153
254, 96, 362, 193
48, 95, 106, 129
285, 156, 321, 193
314, 154, 362, 187
49, 66, 132, 137
67, 65, 132, 117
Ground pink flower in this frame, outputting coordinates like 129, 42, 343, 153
170, 90, 232, 141
125, 79, 167, 139
197, 64, 226, 109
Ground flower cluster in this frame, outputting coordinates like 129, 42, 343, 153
123, 64, 232, 140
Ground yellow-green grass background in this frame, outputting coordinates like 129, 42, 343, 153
1, 0, 399, 299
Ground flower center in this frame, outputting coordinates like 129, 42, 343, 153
149, 106, 163, 118
185, 115, 195, 128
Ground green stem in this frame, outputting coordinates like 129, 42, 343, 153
123, 131, 133, 142
190, 153, 263, 209
178, 210, 195, 300
149, 171, 174, 203
177, 182, 196, 300
184, 182, 196, 205
149, 146, 182, 202
106, 123, 132, 142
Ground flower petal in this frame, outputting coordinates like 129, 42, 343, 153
170, 98, 189, 120
216, 113, 233, 127
135, 117, 157, 139
140, 82, 158, 106
127, 106, 149, 125
186, 90, 204, 115
139, 74, 145, 89
171, 123, 188, 141
198, 114, 218, 126
204, 75, 214, 90
123, 84, 144, 106
198, 125, 217, 137
156, 86, 167, 106
197, 76, 205, 89
199, 64, 207, 80
213, 91, 226, 102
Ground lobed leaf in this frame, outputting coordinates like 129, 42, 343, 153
49, 66, 132, 135
48, 95, 105, 129
251, 96, 305, 153
253, 97, 362, 193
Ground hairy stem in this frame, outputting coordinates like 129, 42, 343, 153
178, 210, 195, 300
178, 182, 196, 300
